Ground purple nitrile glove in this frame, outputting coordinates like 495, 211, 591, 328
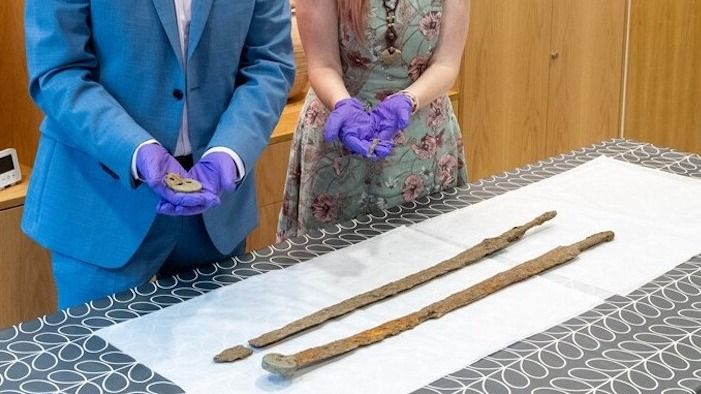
157, 152, 238, 216
371, 93, 414, 140
156, 201, 213, 216
188, 152, 239, 197
324, 97, 374, 143
340, 132, 394, 160
325, 97, 394, 159
135, 143, 220, 213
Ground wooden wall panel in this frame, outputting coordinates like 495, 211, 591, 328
0, 1, 43, 167
255, 140, 293, 207
547, 0, 627, 157
463, 0, 552, 181
0, 206, 55, 329
248, 139, 292, 251
624, 0, 701, 153
247, 202, 283, 251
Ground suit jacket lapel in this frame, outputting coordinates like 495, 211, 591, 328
187, 0, 214, 60
152, 0, 184, 66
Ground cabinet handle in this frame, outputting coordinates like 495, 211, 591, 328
551, 52, 560, 60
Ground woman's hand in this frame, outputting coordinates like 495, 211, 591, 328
325, 98, 394, 159
371, 93, 415, 140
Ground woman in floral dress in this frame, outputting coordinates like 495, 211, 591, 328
277, 0, 470, 241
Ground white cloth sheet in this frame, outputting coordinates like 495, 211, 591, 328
97, 227, 602, 394
413, 156, 701, 295
96, 157, 701, 393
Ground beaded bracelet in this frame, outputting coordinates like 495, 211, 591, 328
398, 90, 419, 114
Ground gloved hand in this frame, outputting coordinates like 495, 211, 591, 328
188, 152, 239, 197
155, 201, 216, 216
340, 133, 394, 160
371, 93, 414, 140
135, 143, 220, 215
325, 97, 394, 159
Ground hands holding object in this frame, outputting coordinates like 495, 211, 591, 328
324, 97, 392, 159
137, 144, 237, 216
324, 92, 417, 160
158, 152, 239, 215
136, 143, 218, 216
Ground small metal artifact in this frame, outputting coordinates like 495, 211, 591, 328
368, 138, 381, 156
213, 345, 253, 363
164, 173, 202, 193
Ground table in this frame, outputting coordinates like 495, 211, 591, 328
1, 139, 700, 394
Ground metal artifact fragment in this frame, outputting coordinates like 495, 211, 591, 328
213, 345, 253, 363
164, 173, 202, 193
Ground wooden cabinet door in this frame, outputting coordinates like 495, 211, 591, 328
624, 0, 701, 154
0, 0, 43, 167
0, 206, 55, 329
247, 139, 293, 251
546, 0, 627, 157
463, 0, 553, 181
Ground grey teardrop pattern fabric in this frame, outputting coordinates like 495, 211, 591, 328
0, 139, 699, 393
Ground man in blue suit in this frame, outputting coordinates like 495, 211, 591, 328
23, 0, 294, 309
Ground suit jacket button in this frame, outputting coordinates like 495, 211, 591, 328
172, 89, 184, 100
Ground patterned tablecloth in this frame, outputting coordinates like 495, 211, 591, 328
1, 139, 700, 394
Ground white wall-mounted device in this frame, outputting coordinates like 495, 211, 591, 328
0, 148, 22, 190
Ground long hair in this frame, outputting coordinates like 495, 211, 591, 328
337, 0, 368, 39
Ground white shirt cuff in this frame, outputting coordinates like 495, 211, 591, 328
131, 139, 159, 181
203, 147, 246, 182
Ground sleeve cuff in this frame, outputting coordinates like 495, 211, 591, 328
131, 139, 159, 181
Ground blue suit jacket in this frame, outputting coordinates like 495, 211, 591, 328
22, 0, 294, 268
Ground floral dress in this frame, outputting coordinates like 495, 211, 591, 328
276, 0, 467, 241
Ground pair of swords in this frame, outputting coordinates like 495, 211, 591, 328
213, 211, 614, 378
